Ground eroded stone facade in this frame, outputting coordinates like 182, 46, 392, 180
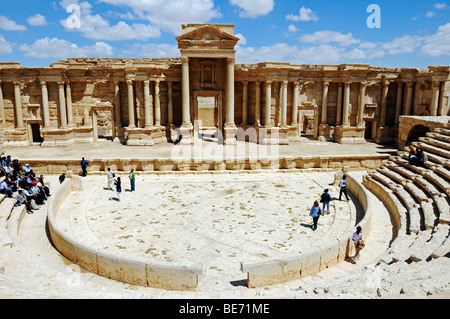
0, 24, 449, 147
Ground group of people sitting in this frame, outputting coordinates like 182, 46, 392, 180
0, 155, 51, 213
408, 144, 428, 167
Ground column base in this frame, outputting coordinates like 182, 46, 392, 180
261, 127, 289, 145
334, 126, 366, 144
178, 123, 194, 145
41, 127, 75, 146
317, 124, 335, 142
224, 123, 238, 145
287, 124, 301, 142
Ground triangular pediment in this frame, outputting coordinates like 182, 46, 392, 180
176, 25, 240, 43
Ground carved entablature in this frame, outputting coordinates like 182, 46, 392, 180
176, 24, 239, 59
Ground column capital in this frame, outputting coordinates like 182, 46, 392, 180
180, 56, 189, 65
57, 81, 65, 87
226, 57, 235, 65
322, 81, 330, 87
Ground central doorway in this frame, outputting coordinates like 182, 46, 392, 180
193, 91, 223, 142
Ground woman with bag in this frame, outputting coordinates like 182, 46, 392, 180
351, 226, 364, 264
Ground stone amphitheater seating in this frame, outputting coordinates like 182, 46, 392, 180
363, 123, 450, 266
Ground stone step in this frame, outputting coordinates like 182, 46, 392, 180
410, 224, 450, 261
412, 141, 450, 161
419, 136, 450, 152
426, 132, 450, 145
389, 157, 449, 225
0, 198, 19, 229
431, 225, 450, 259
370, 171, 421, 234
398, 152, 450, 197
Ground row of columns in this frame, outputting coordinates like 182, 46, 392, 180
239, 80, 300, 128
120, 78, 168, 129
0, 77, 446, 133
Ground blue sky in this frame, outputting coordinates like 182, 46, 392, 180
0, 0, 449, 68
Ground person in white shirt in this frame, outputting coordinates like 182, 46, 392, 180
106, 168, 115, 190
339, 175, 350, 201
352, 226, 364, 264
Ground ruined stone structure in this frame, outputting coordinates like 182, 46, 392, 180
0, 23, 449, 148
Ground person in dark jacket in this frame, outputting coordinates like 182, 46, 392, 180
320, 189, 331, 215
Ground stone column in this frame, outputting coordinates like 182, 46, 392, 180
114, 81, 122, 128
242, 81, 248, 125
439, 82, 446, 116
357, 82, 367, 126
167, 81, 173, 125
336, 83, 343, 126
281, 81, 288, 127
342, 81, 351, 126
379, 80, 390, 127
265, 80, 272, 127
57, 81, 67, 128
181, 57, 191, 126
40, 81, 50, 128
0, 81, 4, 124
292, 82, 300, 125
430, 81, 440, 117
14, 82, 24, 129
66, 81, 74, 127
225, 58, 236, 127
404, 82, 414, 115
127, 79, 136, 128
321, 81, 329, 124
144, 80, 152, 128
255, 82, 261, 126
395, 82, 403, 125
154, 79, 161, 127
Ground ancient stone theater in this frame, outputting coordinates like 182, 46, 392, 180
0, 24, 449, 299
0, 24, 448, 148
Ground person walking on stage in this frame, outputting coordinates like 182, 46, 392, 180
129, 168, 135, 192
339, 175, 350, 201
320, 189, 331, 214
115, 177, 122, 202
80, 157, 89, 177
107, 168, 115, 190
309, 200, 323, 231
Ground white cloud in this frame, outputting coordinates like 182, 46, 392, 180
286, 7, 318, 22
426, 11, 436, 18
99, 0, 222, 34
19, 37, 114, 59
288, 24, 298, 33
229, 0, 274, 18
382, 35, 424, 54
124, 43, 180, 58
0, 16, 27, 31
300, 31, 360, 47
421, 22, 450, 57
235, 33, 247, 45
0, 35, 13, 54
27, 14, 48, 26
434, 3, 447, 10
60, 1, 161, 41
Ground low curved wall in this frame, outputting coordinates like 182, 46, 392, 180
240, 173, 373, 288
47, 178, 203, 291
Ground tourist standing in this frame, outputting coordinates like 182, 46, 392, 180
309, 200, 322, 231
80, 157, 89, 177
107, 168, 115, 190
115, 177, 122, 202
352, 226, 364, 264
129, 168, 135, 192
320, 189, 331, 214
339, 175, 350, 201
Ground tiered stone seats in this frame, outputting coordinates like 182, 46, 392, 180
364, 122, 450, 265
